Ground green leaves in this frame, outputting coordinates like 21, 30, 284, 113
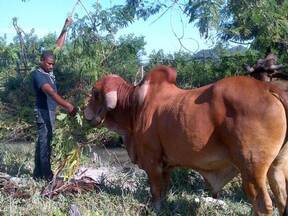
53, 111, 84, 180
56, 113, 67, 121
120, 0, 286, 53
184, 0, 224, 39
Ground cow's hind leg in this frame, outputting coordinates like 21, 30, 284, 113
224, 97, 285, 215
241, 172, 273, 216
228, 143, 278, 215
231, 152, 276, 216
268, 142, 288, 216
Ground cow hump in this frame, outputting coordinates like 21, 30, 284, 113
143, 65, 176, 84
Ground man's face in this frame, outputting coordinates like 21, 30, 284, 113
40, 56, 55, 72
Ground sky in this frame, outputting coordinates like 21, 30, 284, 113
0, 0, 215, 55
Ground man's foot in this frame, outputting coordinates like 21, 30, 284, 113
33, 174, 43, 181
44, 173, 53, 182
33, 169, 42, 180
33, 173, 53, 182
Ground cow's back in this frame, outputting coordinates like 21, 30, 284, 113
271, 79, 288, 92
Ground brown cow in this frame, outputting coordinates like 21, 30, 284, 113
84, 66, 288, 215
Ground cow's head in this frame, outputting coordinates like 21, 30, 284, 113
245, 53, 284, 82
84, 75, 123, 126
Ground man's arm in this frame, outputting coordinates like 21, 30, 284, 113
41, 83, 75, 113
56, 17, 73, 49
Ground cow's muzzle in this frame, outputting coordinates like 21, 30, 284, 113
84, 106, 106, 127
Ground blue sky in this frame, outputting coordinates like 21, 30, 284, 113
0, 0, 214, 54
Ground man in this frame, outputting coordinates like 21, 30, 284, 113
32, 17, 76, 181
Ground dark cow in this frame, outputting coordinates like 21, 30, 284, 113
84, 66, 288, 215
245, 53, 288, 90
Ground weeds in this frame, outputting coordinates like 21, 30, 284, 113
0, 142, 280, 215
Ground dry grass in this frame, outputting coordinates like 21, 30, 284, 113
0, 142, 280, 216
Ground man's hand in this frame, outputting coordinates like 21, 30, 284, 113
64, 16, 73, 28
69, 107, 77, 117
56, 16, 73, 49
67, 104, 77, 117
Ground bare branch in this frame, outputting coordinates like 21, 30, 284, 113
169, 7, 200, 53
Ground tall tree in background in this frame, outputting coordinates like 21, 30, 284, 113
123, 0, 288, 53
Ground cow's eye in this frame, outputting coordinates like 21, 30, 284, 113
93, 90, 101, 101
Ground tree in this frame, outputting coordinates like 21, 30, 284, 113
121, 0, 288, 54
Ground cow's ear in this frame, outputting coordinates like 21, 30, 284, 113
92, 90, 97, 99
105, 91, 117, 110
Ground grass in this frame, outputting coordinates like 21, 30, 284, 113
0, 142, 280, 216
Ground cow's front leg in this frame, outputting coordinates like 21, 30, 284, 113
162, 167, 172, 197
145, 163, 171, 213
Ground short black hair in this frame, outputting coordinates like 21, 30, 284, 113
40, 50, 55, 61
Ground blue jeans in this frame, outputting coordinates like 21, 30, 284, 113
33, 108, 55, 180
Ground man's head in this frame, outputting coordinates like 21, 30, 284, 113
40, 50, 55, 72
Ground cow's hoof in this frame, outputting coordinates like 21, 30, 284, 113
152, 200, 162, 214
212, 192, 219, 199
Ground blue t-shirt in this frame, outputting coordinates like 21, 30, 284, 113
32, 68, 57, 111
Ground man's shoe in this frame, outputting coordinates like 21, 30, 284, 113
44, 174, 53, 182
33, 174, 43, 181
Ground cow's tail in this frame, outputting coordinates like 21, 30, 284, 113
268, 84, 288, 216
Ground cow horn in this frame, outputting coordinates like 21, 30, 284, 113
105, 91, 117, 110
267, 64, 284, 70
244, 65, 254, 73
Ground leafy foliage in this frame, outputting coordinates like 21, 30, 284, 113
147, 43, 259, 88
123, 0, 288, 54
53, 112, 84, 180
184, 0, 224, 39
